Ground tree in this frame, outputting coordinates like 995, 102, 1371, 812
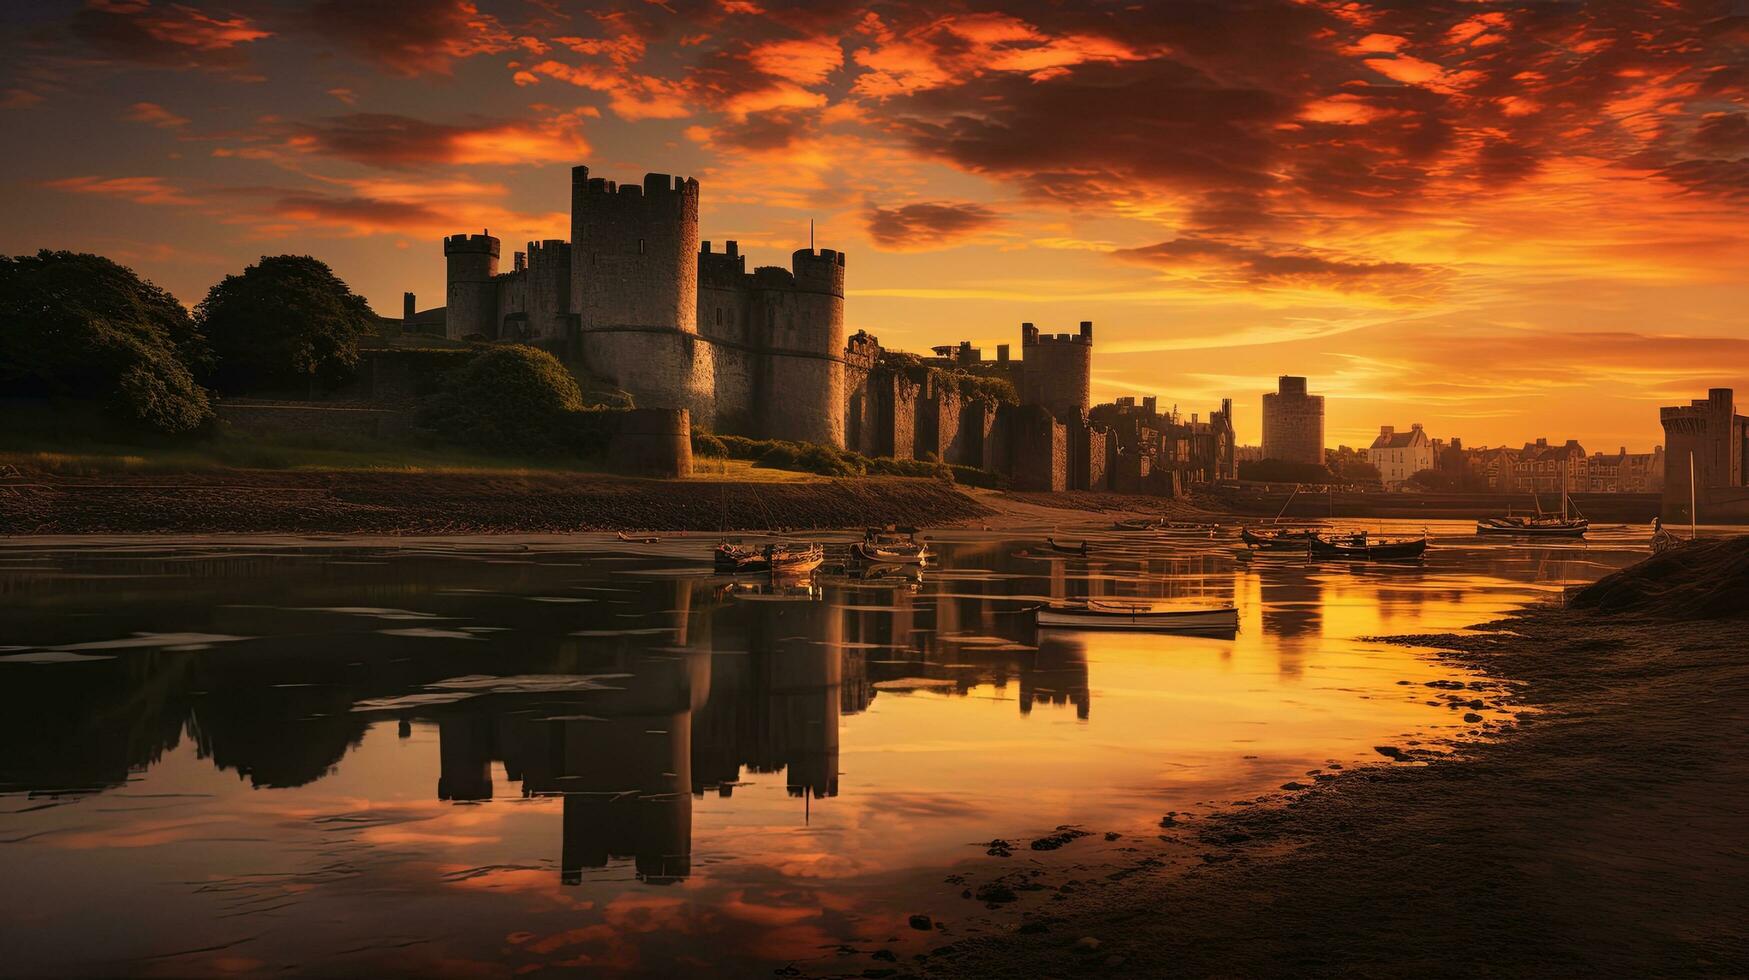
198, 255, 375, 393
0, 250, 212, 434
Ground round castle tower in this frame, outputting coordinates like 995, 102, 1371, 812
1021, 321, 1093, 421
444, 232, 499, 340
570, 166, 714, 424
760, 248, 847, 446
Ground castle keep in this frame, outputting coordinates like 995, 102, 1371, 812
403, 164, 1233, 489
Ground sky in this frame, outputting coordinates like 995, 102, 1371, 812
2, 0, 1746, 450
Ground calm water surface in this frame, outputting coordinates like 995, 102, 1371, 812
0, 523, 1650, 976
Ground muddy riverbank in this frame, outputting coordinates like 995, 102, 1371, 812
890, 538, 1749, 978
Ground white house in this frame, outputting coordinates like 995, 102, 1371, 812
1368, 423, 1434, 487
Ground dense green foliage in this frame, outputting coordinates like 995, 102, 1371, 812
197, 255, 375, 393
419, 345, 622, 456
693, 430, 957, 480
0, 250, 212, 434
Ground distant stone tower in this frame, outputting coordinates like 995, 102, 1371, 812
570, 166, 714, 423
443, 232, 499, 340
1021, 321, 1093, 421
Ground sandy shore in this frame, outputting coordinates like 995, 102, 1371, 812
892, 545, 1749, 978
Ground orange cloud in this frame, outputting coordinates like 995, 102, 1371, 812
125, 100, 189, 129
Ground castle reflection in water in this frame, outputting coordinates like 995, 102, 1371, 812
0, 540, 1156, 885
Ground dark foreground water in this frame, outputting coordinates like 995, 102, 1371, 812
0, 523, 1653, 977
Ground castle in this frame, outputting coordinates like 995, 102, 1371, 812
403, 165, 1235, 489
1660, 387, 1749, 521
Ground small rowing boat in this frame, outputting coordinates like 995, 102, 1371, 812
617, 530, 660, 544
1036, 599, 1238, 632
1307, 532, 1427, 561
850, 526, 930, 564
768, 543, 824, 575
1045, 537, 1090, 556
1240, 526, 1319, 550
714, 543, 768, 574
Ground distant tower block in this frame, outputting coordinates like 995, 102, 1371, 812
1020, 320, 1093, 421
443, 232, 500, 340
570, 165, 715, 423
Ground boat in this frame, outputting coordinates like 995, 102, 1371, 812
1476, 516, 1589, 537
1036, 598, 1239, 632
617, 530, 660, 544
1307, 531, 1427, 561
1240, 526, 1320, 550
850, 526, 931, 564
1478, 474, 1588, 537
1045, 537, 1090, 556
714, 543, 769, 574
767, 543, 824, 575
1113, 518, 1162, 531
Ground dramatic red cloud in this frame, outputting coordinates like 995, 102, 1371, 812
44, 174, 202, 206
865, 201, 1002, 250
69, 0, 270, 69
285, 111, 592, 169
303, 0, 513, 77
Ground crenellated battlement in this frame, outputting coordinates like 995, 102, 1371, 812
444, 233, 500, 256
572, 166, 698, 202
1022, 320, 1094, 346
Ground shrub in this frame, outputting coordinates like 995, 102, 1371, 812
950, 464, 1007, 489
198, 255, 376, 393
420, 344, 601, 455
691, 431, 728, 458
0, 250, 212, 435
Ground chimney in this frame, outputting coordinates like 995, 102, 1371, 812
514, 251, 527, 272
1380, 425, 1394, 437
1079, 320, 1093, 341
1411, 422, 1423, 431
727, 240, 739, 257
403, 292, 415, 322
1143, 396, 1158, 416
997, 344, 1010, 363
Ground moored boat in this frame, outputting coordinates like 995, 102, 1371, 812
617, 530, 660, 544
1240, 526, 1320, 550
767, 543, 825, 575
850, 526, 931, 564
1045, 537, 1090, 555
1307, 532, 1427, 561
1036, 599, 1238, 632
1476, 516, 1589, 537
713, 543, 768, 574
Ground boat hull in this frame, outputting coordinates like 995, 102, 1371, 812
1308, 538, 1427, 560
850, 542, 928, 564
1036, 605, 1239, 632
1476, 520, 1587, 537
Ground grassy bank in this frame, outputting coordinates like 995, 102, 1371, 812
910, 539, 1749, 978
0, 466, 991, 534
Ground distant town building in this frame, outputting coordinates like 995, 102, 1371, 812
1367, 423, 1434, 487
1587, 446, 1665, 493
1660, 387, 1749, 521
1261, 376, 1324, 466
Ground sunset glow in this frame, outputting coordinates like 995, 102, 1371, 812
3, 0, 1745, 447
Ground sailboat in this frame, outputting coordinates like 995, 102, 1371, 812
1478, 468, 1588, 537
